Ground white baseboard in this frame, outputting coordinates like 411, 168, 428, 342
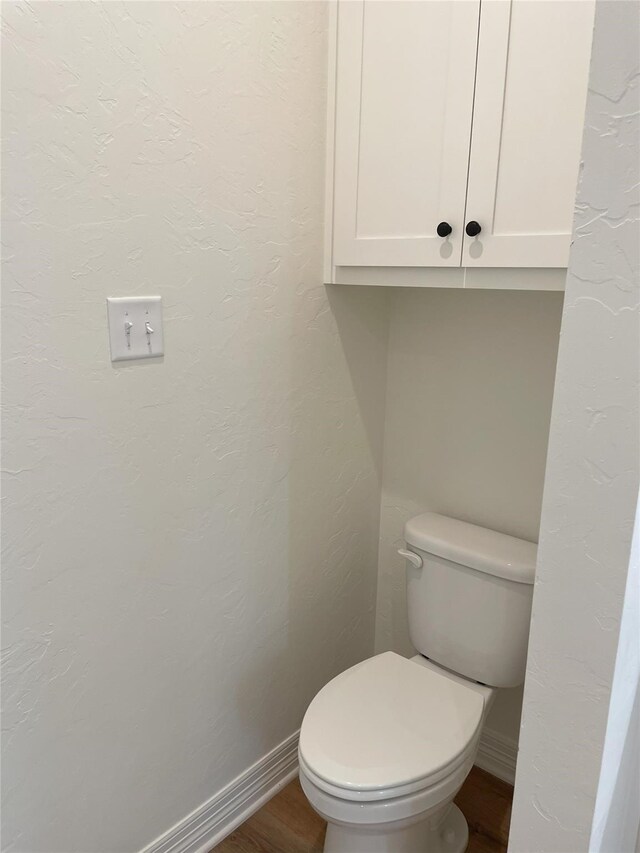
475, 728, 518, 785
141, 730, 300, 853
141, 723, 514, 853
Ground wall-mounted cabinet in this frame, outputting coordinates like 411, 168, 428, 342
325, 0, 595, 288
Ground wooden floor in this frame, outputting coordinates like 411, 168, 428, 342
213, 766, 513, 853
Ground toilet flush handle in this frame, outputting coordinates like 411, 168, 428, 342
397, 549, 423, 569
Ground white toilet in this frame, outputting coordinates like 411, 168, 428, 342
298, 512, 536, 853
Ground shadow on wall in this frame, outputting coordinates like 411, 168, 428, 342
233, 284, 565, 758
286, 284, 390, 725
233, 284, 390, 758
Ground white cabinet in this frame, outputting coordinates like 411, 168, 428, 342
326, 0, 595, 284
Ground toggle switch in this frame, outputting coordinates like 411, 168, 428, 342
124, 319, 133, 349
107, 296, 164, 362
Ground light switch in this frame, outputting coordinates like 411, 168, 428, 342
107, 296, 164, 362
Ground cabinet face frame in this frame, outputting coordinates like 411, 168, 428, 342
461, 0, 595, 268
330, 0, 480, 270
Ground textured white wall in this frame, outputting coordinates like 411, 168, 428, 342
1, 4, 389, 851
509, 1, 640, 849
375, 286, 564, 742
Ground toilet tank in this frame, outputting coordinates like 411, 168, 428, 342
403, 513, 536, 688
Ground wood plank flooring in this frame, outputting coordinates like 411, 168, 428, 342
213, 766, 513, 853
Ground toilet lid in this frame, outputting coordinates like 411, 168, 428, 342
299, 652, 484, 794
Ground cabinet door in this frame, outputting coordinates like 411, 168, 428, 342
463, 0, 595, 268
332, 0, 480, 268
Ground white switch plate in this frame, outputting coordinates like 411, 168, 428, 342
107, 296, 164, 362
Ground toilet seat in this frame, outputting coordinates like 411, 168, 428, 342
299, 652, 485, 803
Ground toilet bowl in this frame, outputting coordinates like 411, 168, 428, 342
299, 512, 536, 853
298, 652, 494, 853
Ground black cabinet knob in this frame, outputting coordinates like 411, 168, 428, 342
465, 220, 482, 237
437, 221, 452, 238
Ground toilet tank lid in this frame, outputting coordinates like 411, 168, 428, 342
404, 513, 537, 585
